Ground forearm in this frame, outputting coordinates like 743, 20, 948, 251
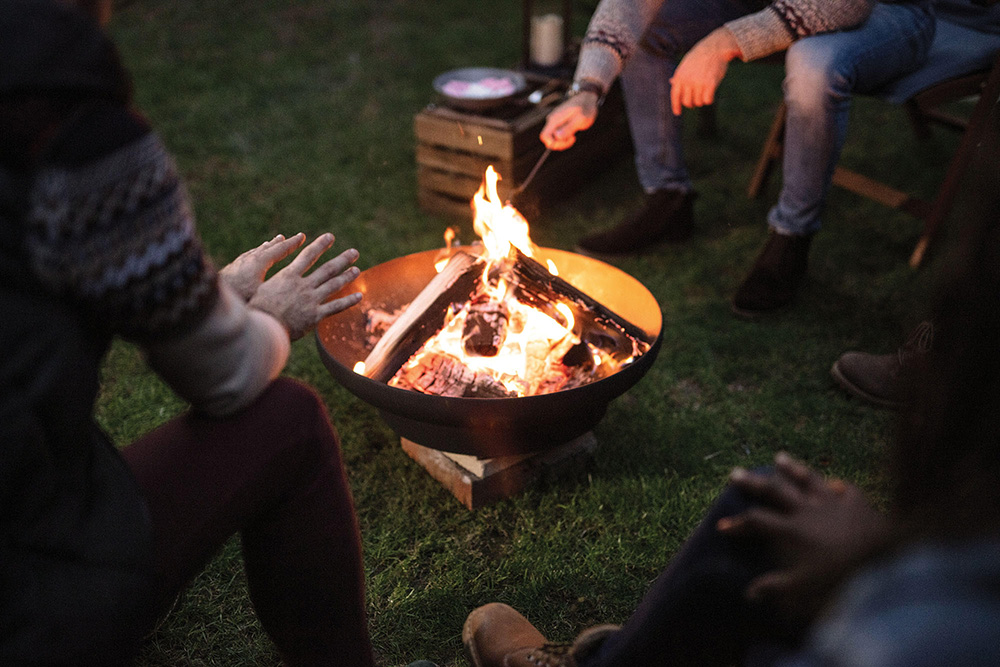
574, 0, 665, 93
725, 0, 876, 61
144, 284, 290, 417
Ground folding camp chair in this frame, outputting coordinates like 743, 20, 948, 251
746, 19, 1000, 268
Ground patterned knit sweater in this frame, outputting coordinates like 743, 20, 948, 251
2, 2, 288, 660
575, 0, 921, 93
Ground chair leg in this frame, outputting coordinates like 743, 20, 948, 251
909, 56, 1000, 268
747, 102, 787, 199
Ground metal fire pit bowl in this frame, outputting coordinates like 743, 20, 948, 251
315, 247, 663, 458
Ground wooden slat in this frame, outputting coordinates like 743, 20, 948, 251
414, 112, 515, 157
417, 166, 483, 200
415, 144, 514, 180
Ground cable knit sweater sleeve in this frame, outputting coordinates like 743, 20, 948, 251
574, 0, 877, 90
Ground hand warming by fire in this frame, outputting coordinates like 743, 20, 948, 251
355, 166, 652, 398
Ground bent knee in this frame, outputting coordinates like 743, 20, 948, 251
257, 377, 342, 467
784, 39, 854, 109
258, 377, 326, 421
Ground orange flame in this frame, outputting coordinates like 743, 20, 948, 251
472, 166, 535, 263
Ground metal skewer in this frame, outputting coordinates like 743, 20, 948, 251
511, 147, 552, 198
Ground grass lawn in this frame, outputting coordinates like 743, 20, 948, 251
98, 1, 965, 665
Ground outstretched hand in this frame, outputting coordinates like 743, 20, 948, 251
670, 27, 742, 116
540, 91, 599, 150
717, 452, 891, 622
219, 234, 303, 302
221, 232, 363, 341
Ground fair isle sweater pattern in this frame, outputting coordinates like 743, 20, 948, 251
27, 131, 217, 340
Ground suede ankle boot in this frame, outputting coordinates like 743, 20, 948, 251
576, 189, 695, 256
830, 320, 934, 409
463, 603, 619, 667
731, 230, 813, 318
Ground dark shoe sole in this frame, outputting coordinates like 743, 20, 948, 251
830, 360, 907, 410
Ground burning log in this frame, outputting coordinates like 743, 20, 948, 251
506, 247, 652, 361
362, 251, 484, 383
391, 352, 517, 398
462, 295, 509, 356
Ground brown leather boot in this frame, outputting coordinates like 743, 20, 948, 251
576, 189, 696, 256
830, 320, 934, 409
463, 603, 619, 667
731, 230, 813, 318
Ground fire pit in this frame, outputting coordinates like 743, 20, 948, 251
316, 166, 662, 460
316, 243, 661, 458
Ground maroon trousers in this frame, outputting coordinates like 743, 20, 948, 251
121, 378, 374, 666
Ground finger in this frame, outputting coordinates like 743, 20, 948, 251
728, 467, 802, 509
716, 507, 786, 537
699, 85, 715, 108
258, 233, 285, 249
309, 248, 361, 286
309, 260, 361, 300
745, 570, 794, 601
670, 82, 683, 116
680, 84, 695, 111
285, 233, 335, 275
773, 452, 824, 493
551, 116, 581, 143
317, 291, 364, 319
547, 134, 576, 151
541, 119, 577, 149
260, 232, 307, 266
541, 107, 576, 146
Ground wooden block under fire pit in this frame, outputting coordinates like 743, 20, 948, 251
415, 76, 629, 220
401, 433, 597, 510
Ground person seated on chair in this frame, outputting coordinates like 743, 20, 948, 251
539, 0, 936, 318
1, 1, 378, 664
462, 106, 1000, 665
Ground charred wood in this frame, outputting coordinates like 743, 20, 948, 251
506, 247, 652, 361
391, 353, 516, 398
462, 296, 509, 357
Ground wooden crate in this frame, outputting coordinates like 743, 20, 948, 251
415, 77, 630, 220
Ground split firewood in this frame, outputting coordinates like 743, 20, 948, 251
362, 251, 484, 383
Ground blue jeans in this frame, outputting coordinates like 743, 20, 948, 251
770, 3, 934, 235
621, 1, 934, 237
621, 0, 761, 195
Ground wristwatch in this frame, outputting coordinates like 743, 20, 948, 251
568, 79, 606, 107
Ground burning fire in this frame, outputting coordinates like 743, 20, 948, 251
364, 165, 647, 398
